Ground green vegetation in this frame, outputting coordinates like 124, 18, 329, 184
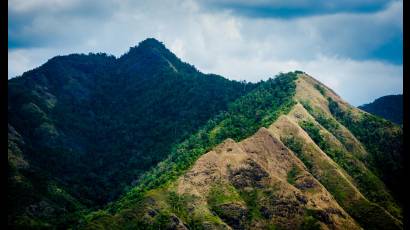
347, 200, 402, 230
300, 216, 321, 230
207, 184, 247, 228
281, 136, 313, 170
287, 165, 298, 185
208, 184, 242, 209
167, 191, 204, 229
300, 100, 358, 156
314, 84, 326, 96
8, 38, 403, 229
359, 94, 403, 124
8, 39, 260, 228
299, 120, 330, 152
299, 116, 401, 220
105, 72, 298, 214
328, 97, 403, 203
239, 189, 262, 222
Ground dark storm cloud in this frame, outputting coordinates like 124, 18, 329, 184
198, 0, 394, 18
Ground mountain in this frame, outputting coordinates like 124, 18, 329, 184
8, 39, 403, 229
358, 95, 403, 124
8, 38, 257, 228
83, 73, 403, 230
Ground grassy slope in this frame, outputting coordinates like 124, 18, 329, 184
288, 75, 402, 228
78, 72, 403, 229
81, 72, 299, 228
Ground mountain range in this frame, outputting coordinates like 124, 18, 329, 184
8, 38, 404, 229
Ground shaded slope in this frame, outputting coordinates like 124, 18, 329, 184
101, 72, 299, 213
8, 38, 256, 228
359, 95, 403, 124
82, 72, 299, 228
8, 124, 85, 229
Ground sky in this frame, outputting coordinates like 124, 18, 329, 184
8, 0, 403, 106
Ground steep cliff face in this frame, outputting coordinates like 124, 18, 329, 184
84, 73, 403, 230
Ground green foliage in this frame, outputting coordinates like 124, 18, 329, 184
359, 94, 402, 124
167, 191, 202, 229
297, 115, 401, 219
110, 72, 298, 214
281, 136, 312, 170
327, 97, 403, 203
314, 113, 339, 133
207, 184, 245, 227
239, 189, 262, 221
8, 39, 261, 228
207, 184, 242, 208
287, 165, 298, 185
277, 115, 401, 229
152, 211, 173, 230
300, 215, 321, 230
314, 84, 326, 96
301, 101, 355, 153
347, 200, 402, 230
299, 120, 330, 152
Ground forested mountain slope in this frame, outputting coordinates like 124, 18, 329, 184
83, 73, 403, 230
359, 94, 403, 124
8, 39, 403, 229
8, 38, 256, 228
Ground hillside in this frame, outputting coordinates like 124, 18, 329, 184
83, 73, 403, 230
8, 38, 256, 228
8, 39, 403, 229
358, 95, 403, 124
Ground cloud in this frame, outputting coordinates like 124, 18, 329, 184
8, 0, 118, 48
8, 0, 402, 105
299, 57, 403, 106
197, 0, 395, 18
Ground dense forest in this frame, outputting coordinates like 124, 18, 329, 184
8, 39, 404, 229
358, 94, 403, 124
82, 73, 403, 230
8, 38, 257, 228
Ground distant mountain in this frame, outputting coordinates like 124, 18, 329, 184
359, 95, 403, 124
8, 39, 403, 229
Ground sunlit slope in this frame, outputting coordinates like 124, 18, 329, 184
293, 74, 402, 220
83, 72, 403, 230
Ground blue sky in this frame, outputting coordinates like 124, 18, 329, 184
8, 0, 403, 105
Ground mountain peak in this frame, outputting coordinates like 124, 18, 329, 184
138, 38, 165, 48
118, 38, 197, 76
124, 38, 168, 57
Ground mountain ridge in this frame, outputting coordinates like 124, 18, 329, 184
83, 73, 402, 230
8, 38, 257, 228
8, 39, 403, 229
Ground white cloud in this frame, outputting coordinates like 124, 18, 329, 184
8, 48, 56, 78
296, 57, 402, 106
8, 0, 402, 105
